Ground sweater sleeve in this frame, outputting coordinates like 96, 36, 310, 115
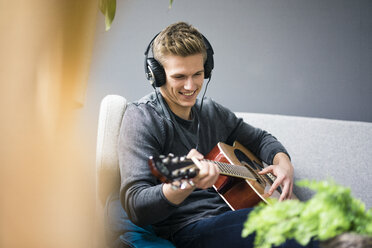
211, 100, 290, 164
118, 104, 179, 226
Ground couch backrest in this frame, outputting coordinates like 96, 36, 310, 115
236, 112, 372, 209
95, 95, 372, 210
96, 95, 127, 206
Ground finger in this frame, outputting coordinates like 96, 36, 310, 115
279, 182, 289, 201
269, 176, 283, 195
259, 165, 273, 175
200, 160, 218, 179
191, 157, 203, 170
191, 157, 208, 179
288, 181, 293, 199
210, 162, 220, 175
197, 173, 218, 189
193, 161, 219, 189
187, 149, 204, 160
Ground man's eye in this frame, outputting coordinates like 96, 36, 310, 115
175, 75, 184, 79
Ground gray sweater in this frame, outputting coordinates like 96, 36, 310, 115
118, 91, 289, 239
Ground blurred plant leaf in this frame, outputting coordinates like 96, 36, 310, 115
242, 179, 372, 248
99, 0, 116, 31
169, 0, 174, 8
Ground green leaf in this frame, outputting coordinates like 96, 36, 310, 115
169, 0, 174, 9
242, 179, 372, 248
99, 0, 116, 31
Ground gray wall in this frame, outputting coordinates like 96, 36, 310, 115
85, 0, 372, 125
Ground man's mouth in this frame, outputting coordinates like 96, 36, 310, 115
180, 90, 196, 96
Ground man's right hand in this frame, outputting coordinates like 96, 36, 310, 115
162, 149, 220, 205
187, 149, 220, 189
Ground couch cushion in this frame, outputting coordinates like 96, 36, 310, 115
105, 191, 175, 248
236, 112, 372, 209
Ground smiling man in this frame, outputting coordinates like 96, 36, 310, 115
160, 53, 204, 120
117, 22, 316, 248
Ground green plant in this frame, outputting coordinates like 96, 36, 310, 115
242, 180, 372, 248
99, 0, 174, 31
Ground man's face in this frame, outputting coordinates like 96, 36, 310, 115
160, 53, 204, 119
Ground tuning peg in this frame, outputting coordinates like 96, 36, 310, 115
171, 157, 180, 164
179, 169, 187, 178
168, 153, 175, 157
170, 180, 195, 190
180, 181, 188, 190
171, 170, 180, 178
162, 157, 170, 164
188, 180, 195, 187
187, 168, 198, 178
171, 182, 180, 190
180, 156, 187, 161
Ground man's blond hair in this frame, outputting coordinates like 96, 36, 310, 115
153, 22, 207, 66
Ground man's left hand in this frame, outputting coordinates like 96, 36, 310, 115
258, 152, 294, 201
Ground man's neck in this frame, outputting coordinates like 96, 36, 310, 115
169, 104, 192, 120
159, 91, 192, 120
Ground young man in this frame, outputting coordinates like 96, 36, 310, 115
118, 22, 315, 247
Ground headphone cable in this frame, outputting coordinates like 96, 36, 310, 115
153, 74, 212, 151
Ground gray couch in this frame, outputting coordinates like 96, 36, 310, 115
235, 112, 372, 208
96, 95, 372, 247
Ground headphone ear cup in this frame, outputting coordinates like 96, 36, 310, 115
202, 35, 214, 79
147, 58, 166, 87
204, 49, 214, 79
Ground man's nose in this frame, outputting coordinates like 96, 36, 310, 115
184, 77, 196, 90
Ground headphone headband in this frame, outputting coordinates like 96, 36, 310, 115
144, 32, 214, 88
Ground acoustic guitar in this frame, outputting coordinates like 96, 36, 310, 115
148, 141, 296, 210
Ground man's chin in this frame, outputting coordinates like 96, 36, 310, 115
180, 99, 197, 107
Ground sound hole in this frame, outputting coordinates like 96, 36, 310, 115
234, 149, 259, 170
234, 149, 263, 184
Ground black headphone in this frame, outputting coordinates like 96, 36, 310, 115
144, 32, 214, 88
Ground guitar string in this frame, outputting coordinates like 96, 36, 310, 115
168, 158, 276, 182
200, 159, 276, 182
202, 159, 255, 178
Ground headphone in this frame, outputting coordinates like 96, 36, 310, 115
144, 32, 214, 88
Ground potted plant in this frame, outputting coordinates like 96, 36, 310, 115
242, 180, 372, 248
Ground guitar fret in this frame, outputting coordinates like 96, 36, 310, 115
202, 159, 254, 180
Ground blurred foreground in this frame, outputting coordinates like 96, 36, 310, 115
0, 1, 100, 247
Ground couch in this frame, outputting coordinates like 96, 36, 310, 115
96, 94, 372, 248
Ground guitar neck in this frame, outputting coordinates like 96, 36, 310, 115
202, 159, 256, 180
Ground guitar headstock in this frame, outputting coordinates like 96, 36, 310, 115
148, 154, 199, 184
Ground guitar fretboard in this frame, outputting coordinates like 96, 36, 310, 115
202, 159, 256, 180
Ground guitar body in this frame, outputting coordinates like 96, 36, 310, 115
205, 141, 284, 210
148, 141, 297, 211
